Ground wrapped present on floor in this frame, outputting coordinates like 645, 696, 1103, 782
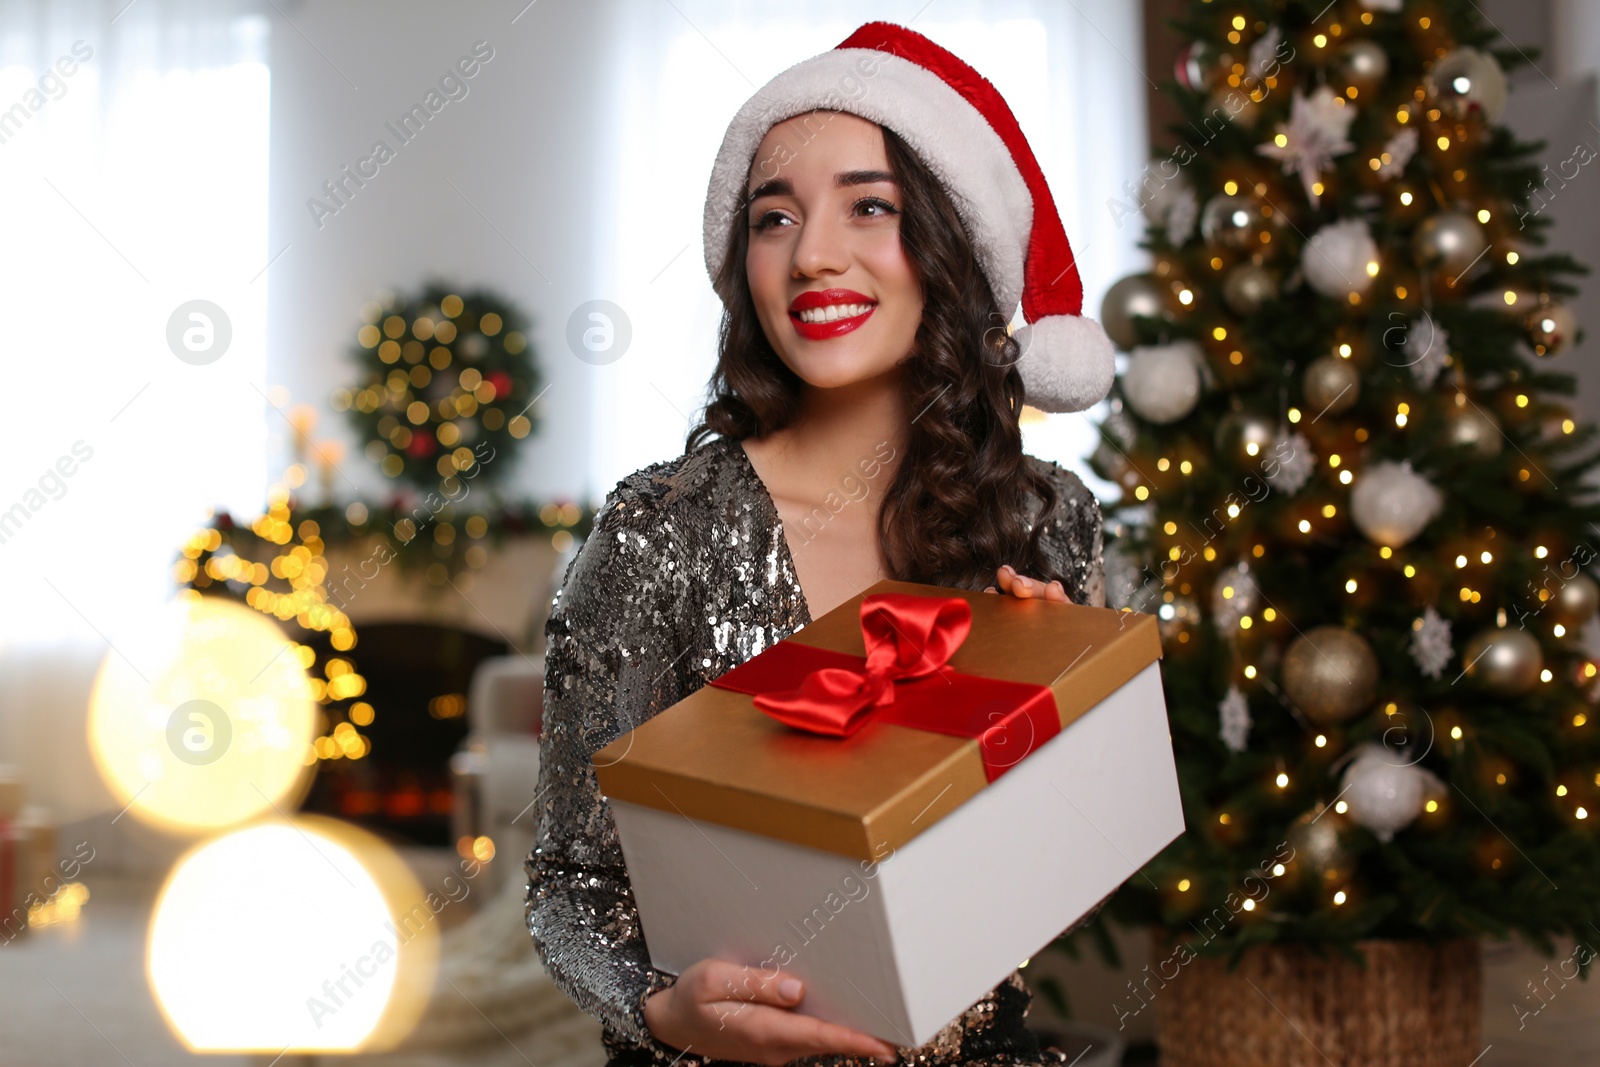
593, 579, 1184, 1047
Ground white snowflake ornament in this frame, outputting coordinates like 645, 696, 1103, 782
1375, 127, 1418, 180
1400, 314, 1450, 387
1143, 176, 1199, 247
1219, 685, 1251, 753
1247, 27, 1283, 83
1257, 85, 1356, 206
1265, 431, 1316, 495
1410, 606, 1453, 679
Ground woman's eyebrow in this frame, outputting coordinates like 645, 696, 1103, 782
746, 169, 899, 203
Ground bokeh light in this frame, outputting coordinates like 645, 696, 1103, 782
87, 592, 316, 833
147, 817, 438, 1051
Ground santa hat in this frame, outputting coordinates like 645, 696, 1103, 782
702, 20, 1114, 414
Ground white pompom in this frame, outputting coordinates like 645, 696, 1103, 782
1014, 314, 1116, 414
1122, 341, 1202, 424
1303, 218, 1379, 299
1340, 743, 1444, 842
1350, 460, 1442, 546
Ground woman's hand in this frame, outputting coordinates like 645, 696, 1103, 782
984, 564, 1069, 602
643, 958, 899, 1066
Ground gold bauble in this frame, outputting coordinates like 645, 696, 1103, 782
1099, 274, 1171, 351
1223, 263, 1277, 315
1526, 302, 1576, 357
1200, 193, 1267, 250
1337, 40, 1389, 97
1215, 411, 1278, 465
1462, 627, 1543, 695
1413, 213, 1488, 277
1443, 399, 1503, 457
1549, 574, 1600, 628
1282, 626, 1379, 724
1303, 356, 1360, 416
1426, 47, 1508, 124
1286, 806, 1352, 881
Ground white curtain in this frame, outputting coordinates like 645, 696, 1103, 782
0, 0, 271, 819
585, 0, 1149, 499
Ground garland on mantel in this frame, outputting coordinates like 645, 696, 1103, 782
171, 490, 592, 765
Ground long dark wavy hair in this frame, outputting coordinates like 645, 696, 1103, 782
686, 121, 1063, 592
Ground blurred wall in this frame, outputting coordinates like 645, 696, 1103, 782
265, 0, 618, 505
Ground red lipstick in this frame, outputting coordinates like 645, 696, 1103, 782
788, 288, 877, 340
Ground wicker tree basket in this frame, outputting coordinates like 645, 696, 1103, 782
1153, 935, 1481, 1067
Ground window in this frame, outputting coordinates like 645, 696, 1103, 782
0, 2, 271, 651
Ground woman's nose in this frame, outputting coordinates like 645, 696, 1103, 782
790, 209, 849, 278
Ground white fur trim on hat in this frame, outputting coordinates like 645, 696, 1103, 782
1012, 314, 1116, 413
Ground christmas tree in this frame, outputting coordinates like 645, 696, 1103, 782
1086, 0, 1600, 971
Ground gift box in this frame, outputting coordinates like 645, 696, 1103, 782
593, 579, 1183, 1047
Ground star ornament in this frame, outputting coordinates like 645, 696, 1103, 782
1257, 85, 1356, 206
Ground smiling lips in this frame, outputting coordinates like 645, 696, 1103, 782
788, 288, 877, 340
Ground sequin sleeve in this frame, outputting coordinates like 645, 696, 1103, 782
1029, 456, 1105, 609
523, 484, 693, 1047
1083, 506, 1106, 610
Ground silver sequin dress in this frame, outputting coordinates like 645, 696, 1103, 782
524, 435, 1106, 1067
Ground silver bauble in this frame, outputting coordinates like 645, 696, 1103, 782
1215, 411, 1278, 464
1462, 627, 1543, 695
1223, 263, 1277, 315
1200, 193, 1266, 250
1427, 47, 1508, 124
1340, 744, 1443, 843
1413, 213, 1488, 277
1549, 574, 1600, 628
1157, 595, 1201, 642
1350, 461, 1443, 547
1123, 342, 1202, 424
1303, 356, 1361, 416
1337, 40, 1390, 96
1444, 400, 1503, 457
1100, 274, 1170, 351
1282, 626, 1379, 725
1211, 562, 1260, 629
1527, 302, 1576, 357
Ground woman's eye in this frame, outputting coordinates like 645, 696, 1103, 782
750, 210, 789, 232
855, 197, 900, 218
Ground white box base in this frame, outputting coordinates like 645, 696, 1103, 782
610, 660, 1182, 1047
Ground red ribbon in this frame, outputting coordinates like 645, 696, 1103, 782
710, 593, 1060, 782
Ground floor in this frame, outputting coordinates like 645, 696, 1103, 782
0, 874, 252, 1067
4, 867, 1597, 1066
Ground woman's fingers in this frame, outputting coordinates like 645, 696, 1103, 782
688, 960, 801, 1010
993, 565, 1069, 602
742, 1006, 900, 1063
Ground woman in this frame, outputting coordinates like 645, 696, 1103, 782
526, 21, 1115, 1067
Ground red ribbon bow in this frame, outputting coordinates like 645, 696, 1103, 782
710, 593, 1061, 781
